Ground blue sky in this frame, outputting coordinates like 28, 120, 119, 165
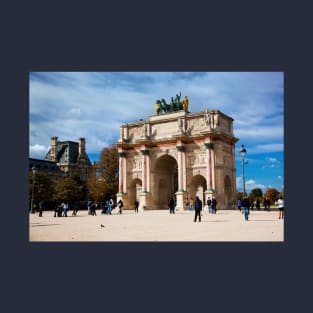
29, 72, 284, 193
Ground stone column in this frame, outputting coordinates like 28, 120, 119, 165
139, 147, 152, 210
204, 142, 215, 201
117, 150, 126, 194
175, 144, 187, 210
140, 147, 148, 192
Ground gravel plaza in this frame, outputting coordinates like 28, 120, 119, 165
29, 208, 284, 242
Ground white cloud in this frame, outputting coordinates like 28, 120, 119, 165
30, 144, 48, 158
29, 72, 284, 159
236, 177, 266, 193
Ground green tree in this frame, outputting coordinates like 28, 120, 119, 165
249, 188, 263, 201
29, 170, 55, 210
237, 191, 244, 200
54, 177, 84, 202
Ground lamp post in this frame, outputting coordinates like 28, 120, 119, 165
30, 166, 36, 214
239, 144, 247, 196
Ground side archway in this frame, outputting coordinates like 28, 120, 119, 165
189, 174, 207, 205
128, 178, 142, 208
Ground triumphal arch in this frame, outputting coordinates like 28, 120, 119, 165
116, 94, 238, 210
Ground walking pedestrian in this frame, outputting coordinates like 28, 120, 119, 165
207, 197, 212, 213
62, 202, 68, 217
237, 199, 242, 212
277, 196, 284, 219
38, 200, 44, 217
211, 197, 217, 214
117, 199, 124, 214
189, 197, 194, 210
194, 196, 202, 222
168, 197, 175, 214
242, 196, 251, 221
134, 200, 139, 213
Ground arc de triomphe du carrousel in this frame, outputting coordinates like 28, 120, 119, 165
116, 93, 238, 210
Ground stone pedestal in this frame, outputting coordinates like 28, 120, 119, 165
116, 192, 128, 208
175, 190, 187, 211
139, 192, 152, 211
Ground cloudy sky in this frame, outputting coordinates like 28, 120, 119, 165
29, 72, 284, 193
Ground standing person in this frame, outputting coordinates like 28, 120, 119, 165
168, 197, 175, 214
62, 202, 68, 217
87, 200, 92, 215
54, 201, 59, 217
242, 196, 251, 221
211, 197, 217, 214
255, 199, 260, 210
38, 200, 44, 217
250, 199, 254, 210
237, 199, 242, 212
277, 196, 284, 219
207, 197, 212, 213
72, 201, 79, 216
189, 197, 194, 210
117, 199, 124, 214
194, 196, 202, 222
107, 197, 114, 215
185, 198, 190, 210
264, 197, 271, 211
134, 200, 139, 213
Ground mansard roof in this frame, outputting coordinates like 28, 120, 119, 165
29, 158, 62, 173
44, 141, 91, 165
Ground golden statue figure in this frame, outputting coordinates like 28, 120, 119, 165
155, 101, 160, 115
182, 96, 189, 112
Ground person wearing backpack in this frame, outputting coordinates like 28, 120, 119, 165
117, 199, 124, 214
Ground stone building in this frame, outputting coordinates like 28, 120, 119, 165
116, 109, 239, 210
29, 137, 92, 182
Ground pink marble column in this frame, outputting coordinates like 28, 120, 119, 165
176, 145, 184, 191
204, 142, 214, 191
118, 151, 126, 193
140, 147, 149, 192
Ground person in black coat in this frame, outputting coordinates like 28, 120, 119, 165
134, 200, 139, 213
168, 197, 175, 214
194, 196, 202, 222
242, 196, 251, 221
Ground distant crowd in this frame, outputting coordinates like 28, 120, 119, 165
30, 195, 284, 222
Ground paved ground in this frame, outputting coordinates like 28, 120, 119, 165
29, 208, 284, 242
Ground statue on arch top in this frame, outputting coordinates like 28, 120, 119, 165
155, 92, 187, 114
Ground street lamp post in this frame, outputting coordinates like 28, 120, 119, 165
30, 166, 36, 214
239, 144, 247, 196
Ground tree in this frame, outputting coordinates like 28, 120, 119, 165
237, 191, 244, 200
29, 170, 55, 210
249, 188, 263, 201
264, 188, 280, 204
87, 145, 118, 201
54, 177, 84, 202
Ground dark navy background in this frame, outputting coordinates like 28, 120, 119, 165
1, 1, 310, 312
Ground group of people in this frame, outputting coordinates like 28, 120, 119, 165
33, 195, 284, 222
237, 196, 284, 220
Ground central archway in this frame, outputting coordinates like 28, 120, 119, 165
152, 155, 178, 209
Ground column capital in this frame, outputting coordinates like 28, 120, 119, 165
204, 142, 214, 150
176, 145, 185, 152
118, 152, 126, 158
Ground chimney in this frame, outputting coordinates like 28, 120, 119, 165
50, 136, 58, 161
79, 137, 86, 156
